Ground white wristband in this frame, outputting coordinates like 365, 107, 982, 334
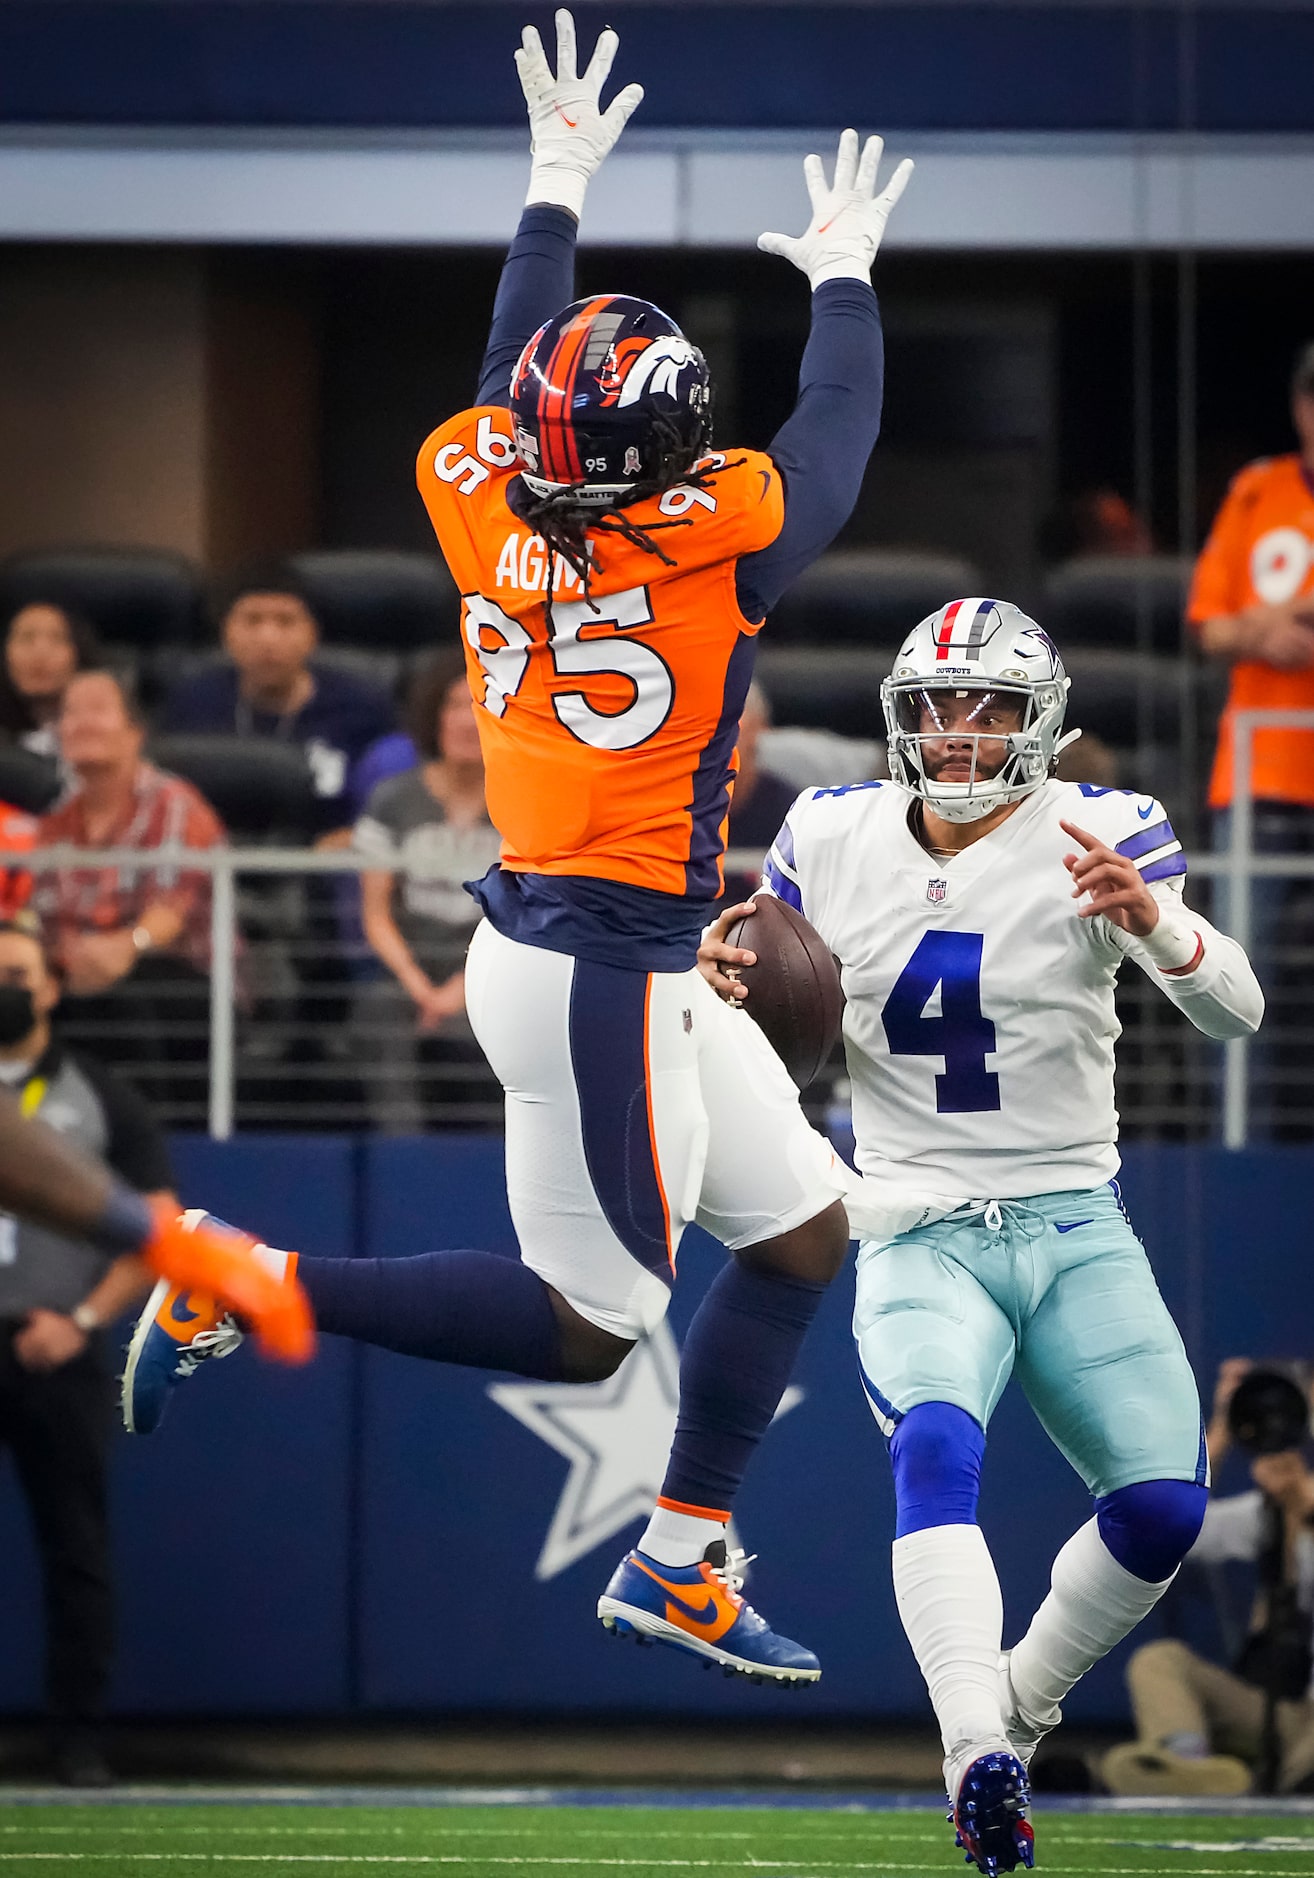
526, 163, 588, 219
1139, 905, 1203, 972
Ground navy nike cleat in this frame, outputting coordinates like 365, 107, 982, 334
598, 1540, 820, 1684
121, 1211, 248, 1433
951, 1749, 1035, 1876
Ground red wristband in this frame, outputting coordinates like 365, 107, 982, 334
1159, 932, 1205, 976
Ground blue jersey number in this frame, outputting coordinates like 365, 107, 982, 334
881, 931, 1000, 1114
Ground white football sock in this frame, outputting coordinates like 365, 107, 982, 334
892, 1523, 1008, 1758
253, 1241, 291, 1282
1009, 1516, 1174, 1719
638, 1502, 726, 1567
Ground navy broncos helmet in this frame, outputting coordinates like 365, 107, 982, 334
509, 294, 711, 508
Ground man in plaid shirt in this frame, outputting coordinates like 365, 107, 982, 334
33, 671, 225, 1112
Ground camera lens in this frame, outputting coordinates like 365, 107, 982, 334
1228, 1368, 1311, 1455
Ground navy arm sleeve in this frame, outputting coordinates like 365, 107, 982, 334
735, 279, 884, 621
476, 205, 580, 409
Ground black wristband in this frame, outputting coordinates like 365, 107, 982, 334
89, 1182, 154, 1257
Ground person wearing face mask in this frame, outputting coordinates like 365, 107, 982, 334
0, 915, 175, 1788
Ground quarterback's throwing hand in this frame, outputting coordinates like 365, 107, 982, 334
517, 8, 644, 217
758, 129, 913, 288
1061, 819, 1160, 938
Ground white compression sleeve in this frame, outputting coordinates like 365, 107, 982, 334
892, 1524, 1008, 1756
1008, 1516, 1174, 1717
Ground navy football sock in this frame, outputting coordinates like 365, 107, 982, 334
297, 1250, 565, 1379
659, 1261, 827, 1511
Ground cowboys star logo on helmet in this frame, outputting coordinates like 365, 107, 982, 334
882, 597, 1081, 824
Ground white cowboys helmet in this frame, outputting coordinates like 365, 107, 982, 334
881, 597, 1081, 823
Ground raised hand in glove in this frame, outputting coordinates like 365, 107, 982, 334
517, 7, 644, 218
759, 128, 913, 289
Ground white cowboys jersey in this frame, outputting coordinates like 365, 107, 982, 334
762, 776, 1260, 1207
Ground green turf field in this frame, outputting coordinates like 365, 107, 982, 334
3, 1804, 1314, 1877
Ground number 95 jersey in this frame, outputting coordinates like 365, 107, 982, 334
417, 406, 784, 900
764, 776, 1189, 1200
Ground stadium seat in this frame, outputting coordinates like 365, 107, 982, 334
0, 746, 61, 815
1041, 555, 1193, 653
287, 550, 459, 653
767, 549, 985, 643
756, 648, 889, 740
0, 547, 205, 650
149, 735, 319, 841
1063, 650, 1186, 751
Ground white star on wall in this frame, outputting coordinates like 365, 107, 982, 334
488, 1321, 803, 1581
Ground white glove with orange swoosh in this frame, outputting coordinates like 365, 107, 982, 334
517, 8, 644, 219
758, 129, 913, 289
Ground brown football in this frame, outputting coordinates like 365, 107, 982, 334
723, 894, 844, 1089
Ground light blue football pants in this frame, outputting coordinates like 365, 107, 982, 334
853, 1182, 1205, 1497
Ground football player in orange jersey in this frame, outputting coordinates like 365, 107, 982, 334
125, 9, 909, 1685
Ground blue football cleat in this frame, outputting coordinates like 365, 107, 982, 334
597, 1540, 820, 1684
951, 1750, 1035, 1877
121, 1211, 248, 1434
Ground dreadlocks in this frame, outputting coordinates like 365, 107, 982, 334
513, 416, 745, 624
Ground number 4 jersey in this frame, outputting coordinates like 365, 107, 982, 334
417, 404, 783, 910
764, 776, 1259, 1207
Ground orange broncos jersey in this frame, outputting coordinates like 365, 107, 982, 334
417, 404, 784, 899
1188, 454, 1314, 808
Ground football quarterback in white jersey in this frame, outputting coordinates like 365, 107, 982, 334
701, 598, 1263, 1876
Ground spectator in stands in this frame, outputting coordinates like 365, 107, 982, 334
1191, 341, 1314, 1127
1039, 488, 1155, 564
33, 670, 226, 1114
353, 650, 501, 1130
0, 602, 102, 760
0, 914, 173, 1787
162, 565, 396, 841
727, 682, 800, 851
720, 682, 805, 903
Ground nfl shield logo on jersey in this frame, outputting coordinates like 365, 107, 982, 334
927, 877, 948, 904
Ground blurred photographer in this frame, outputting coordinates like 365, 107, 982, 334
0, 917, 175, 1787
1103, 1357, 1314, 1797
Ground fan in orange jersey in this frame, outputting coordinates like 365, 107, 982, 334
125, 8, 909, 1687
1190, 339, 1314, 1128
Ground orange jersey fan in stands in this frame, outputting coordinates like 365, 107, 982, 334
1188, 453, 1314, 808
417, 403, 782, 901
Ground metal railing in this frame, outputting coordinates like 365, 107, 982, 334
5, 711, 1311, 1145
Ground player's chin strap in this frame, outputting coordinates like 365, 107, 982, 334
1052, 727, 1083, 764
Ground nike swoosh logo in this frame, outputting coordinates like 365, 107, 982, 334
1137, 802, 1155, 819
167, 1292, 201, 1327
632, 1558, 729, 1635
757, 469, 772, 502
1054, 1219, 1094, 1234
556, 108, 579, 128
817, 215, 838, 234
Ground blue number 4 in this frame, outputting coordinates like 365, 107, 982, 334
881, 931, 1000, 1114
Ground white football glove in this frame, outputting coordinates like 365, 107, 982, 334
517, 8, 644, 219
758, 129, 913, 289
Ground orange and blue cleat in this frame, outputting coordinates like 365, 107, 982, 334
122, 1209, 292, 1433
597, 1540, 820, 1684
951, 1749, 1035, 1877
